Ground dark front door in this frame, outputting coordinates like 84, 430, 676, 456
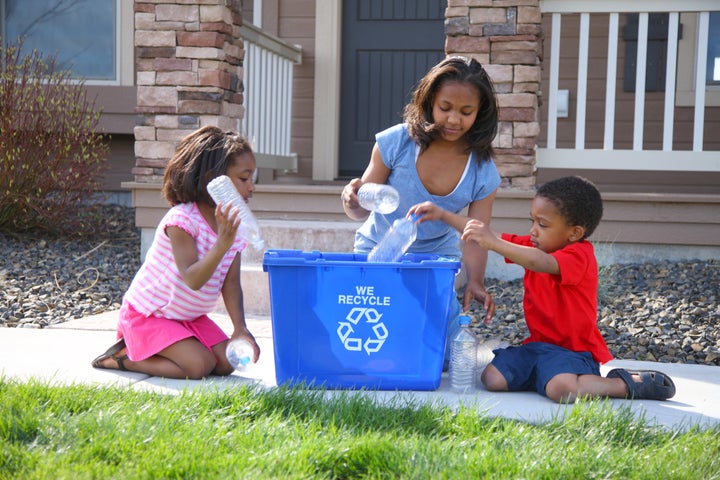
338, 0, 445, 178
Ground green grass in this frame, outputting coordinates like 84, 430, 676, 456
1, 379, 719, 479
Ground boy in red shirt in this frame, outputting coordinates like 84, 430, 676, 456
411, 176, 675, 403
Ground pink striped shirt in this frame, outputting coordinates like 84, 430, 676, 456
123, 202, 247, 321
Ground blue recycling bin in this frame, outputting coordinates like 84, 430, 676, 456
262, 250, 461, 390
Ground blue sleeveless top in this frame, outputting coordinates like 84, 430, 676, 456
354, 123, 501, 260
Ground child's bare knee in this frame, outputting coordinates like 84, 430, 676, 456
545, 375, 578, 403
480, 365, 508, 391
184, 355, 217, 379
214, 364, 235, 376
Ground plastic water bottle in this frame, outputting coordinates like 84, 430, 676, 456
357, 183, 400, 214
226, 338, 253, 371
449, 315, 478, 393
367, 214, 419, 262
207, 175, 265, 251
477, 338, 509, 372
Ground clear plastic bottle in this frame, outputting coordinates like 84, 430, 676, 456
226, 338, 254, 371
367, 213, 419, 263
476, 338, 509, 372
357, 183, 400, 214
207, 175, 265, 251
449, 315, 478, 393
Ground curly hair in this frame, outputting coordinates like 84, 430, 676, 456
537, 176, 604, 239
162, 126, 253, 206
403, 56, 498, 161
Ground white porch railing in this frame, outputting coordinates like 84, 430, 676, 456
240, 23, 302, 171
538, 0, 720, 172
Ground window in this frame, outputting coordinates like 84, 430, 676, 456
623, 13, 670, 92
676, 12, 720, 107
1, 0, 116, 82
707, 12, 720, 85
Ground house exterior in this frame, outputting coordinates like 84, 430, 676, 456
0, 0, 137, 204
3, 1, 717, 314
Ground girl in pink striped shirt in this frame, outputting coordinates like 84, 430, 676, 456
91, 126, 261, 379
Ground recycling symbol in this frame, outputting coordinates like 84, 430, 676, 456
336, 307, 388, 355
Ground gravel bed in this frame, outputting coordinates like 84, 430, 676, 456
1, 206, 718, 366
0, 205, 141, 328
467, 260, 720, 366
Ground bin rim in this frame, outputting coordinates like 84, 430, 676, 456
262, 249, 460, 270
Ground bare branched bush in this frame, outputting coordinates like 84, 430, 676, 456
0, 40, 110, 236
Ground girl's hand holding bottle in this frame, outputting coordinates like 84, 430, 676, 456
214, 202, 241, 251
226, 329, 261, 370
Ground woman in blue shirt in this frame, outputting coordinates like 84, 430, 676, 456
341, 57, 502, 367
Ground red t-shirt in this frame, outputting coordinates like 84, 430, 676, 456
502, 233, 613, 364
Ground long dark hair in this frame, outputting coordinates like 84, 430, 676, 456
162, 126, 253, 206
404, 56, 498, 161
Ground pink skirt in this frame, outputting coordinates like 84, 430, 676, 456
117, 302, 228, 362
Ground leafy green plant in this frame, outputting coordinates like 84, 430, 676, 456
0, 40, 110, 235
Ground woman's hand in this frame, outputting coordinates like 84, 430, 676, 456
408, 201, 446, 223
341, 178, 364, 211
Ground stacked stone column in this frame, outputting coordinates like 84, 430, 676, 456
446, 0, 542, 188
132, 0, 244, 184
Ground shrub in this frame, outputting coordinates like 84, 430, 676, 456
0, 40, 110, 236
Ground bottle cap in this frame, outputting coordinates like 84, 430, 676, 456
459, 315, 471, 325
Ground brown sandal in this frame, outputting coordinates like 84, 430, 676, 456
91, 339, 129, 371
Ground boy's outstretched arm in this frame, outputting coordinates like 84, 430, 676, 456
408, 201, 469, 232
409, 201, 497, 323
462, 220, 560, 275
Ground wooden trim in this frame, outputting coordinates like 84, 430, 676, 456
540, 0, 720, 13
537, 148, 720, 172
239, 23, 302, 63
311, 0, 342, 181
676, 13, 720, 108
255, 153, 298, 171
123, 182, 720, 246
85, 86, 136, 134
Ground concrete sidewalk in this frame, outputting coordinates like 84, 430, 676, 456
1, 310, 718, 431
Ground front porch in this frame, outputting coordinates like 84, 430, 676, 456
124, 181, 719, 316
125, 0, 720, 316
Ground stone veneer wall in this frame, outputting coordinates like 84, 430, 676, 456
130, 0, 541, 188
132, 0, 244, 184
445, 0, 542, 188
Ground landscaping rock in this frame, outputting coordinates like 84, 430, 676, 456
1, 206, 718, 366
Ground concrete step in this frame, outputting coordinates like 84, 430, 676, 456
222, 219, 524, 317
221, 219, 526, 317
241, 219, 358, 264
218, 219, 359, 316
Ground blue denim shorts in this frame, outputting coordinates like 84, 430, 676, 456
491, 342, 600, 397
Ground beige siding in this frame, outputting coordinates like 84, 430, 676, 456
241, 0, 317, 182
257, 0, 317, 182
81, 86, 136, 192
103, 134, 135, 192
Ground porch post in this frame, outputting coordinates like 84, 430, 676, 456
445, 0, 542, 188
132, 0, 245, 184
